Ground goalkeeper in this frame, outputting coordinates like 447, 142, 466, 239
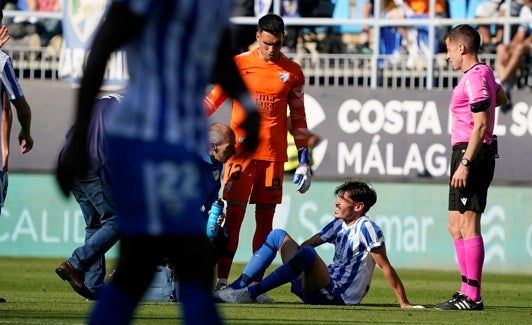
204, 13, 311, 295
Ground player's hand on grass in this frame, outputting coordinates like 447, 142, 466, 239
400, 303, 425, 309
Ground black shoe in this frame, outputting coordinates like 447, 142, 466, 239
435, 291, 462, 309
436, 294, 484, 311
0, 297, 5, 303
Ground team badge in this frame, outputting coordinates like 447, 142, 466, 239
279, 72, 289, 83
61, 0, 128, 89
272, 178, 281, 189
66, 0, 108, 42
213, 170, 220, 181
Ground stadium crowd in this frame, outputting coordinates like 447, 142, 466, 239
0, 0, 529, 93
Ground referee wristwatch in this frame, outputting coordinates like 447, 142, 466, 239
461, 158, 471, 167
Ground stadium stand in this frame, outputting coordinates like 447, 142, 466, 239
1, 3, 530, 91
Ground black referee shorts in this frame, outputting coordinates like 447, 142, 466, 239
448, 143, 495, 213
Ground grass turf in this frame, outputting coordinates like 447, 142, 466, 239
0, 257, 531, 324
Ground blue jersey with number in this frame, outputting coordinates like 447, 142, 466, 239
107, 0, 231, 152
106, 0, 233, 236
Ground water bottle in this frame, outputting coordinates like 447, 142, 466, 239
206, 198, 224, 239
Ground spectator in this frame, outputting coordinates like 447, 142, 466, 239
358, 0, 374, 53
281, 0, 300, 52
475, 0, 523, 53
204, 14, 311, 300
406, 0, 449, 53
55, 94, 121, 301
6, 0, 40, 53
364, 0, 447, 64
0, 1, 17, 24
26, 0, 62, 48
495, 0, 531, 111
7, 0, 62, 59
231, 0, 257, 54
55, 1, 259, 324
214, 180, 421, 308
384, 0, 424, 67
362, 0, 425, 68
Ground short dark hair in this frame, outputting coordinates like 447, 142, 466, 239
444, 24, 481, 53
334, 179, 377, 213
257, 13, 285, 35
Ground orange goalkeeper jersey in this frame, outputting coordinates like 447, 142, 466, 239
205, 48, 308, 162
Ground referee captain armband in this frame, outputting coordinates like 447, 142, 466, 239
470, 99, 490, 113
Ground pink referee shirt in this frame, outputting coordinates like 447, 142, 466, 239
450, 63, 498, 146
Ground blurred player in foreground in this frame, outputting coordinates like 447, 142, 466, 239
55, 1, 259, 324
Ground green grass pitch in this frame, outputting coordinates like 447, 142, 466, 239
0, 257, 531, 324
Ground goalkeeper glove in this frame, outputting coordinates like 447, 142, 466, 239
293, 147, 311, 193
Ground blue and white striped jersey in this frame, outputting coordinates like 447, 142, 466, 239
319, 216, 385, 305
0, 51, 24, 100
0, 50, 24, 181
106, 0, 233, 156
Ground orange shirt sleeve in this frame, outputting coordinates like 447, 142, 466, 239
204, 84, 229, 117
287, 72, 308, 150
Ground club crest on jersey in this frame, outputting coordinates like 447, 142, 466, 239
66, 0, 109, 42
213, 170, 220, 181
279, 72, 289, 83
